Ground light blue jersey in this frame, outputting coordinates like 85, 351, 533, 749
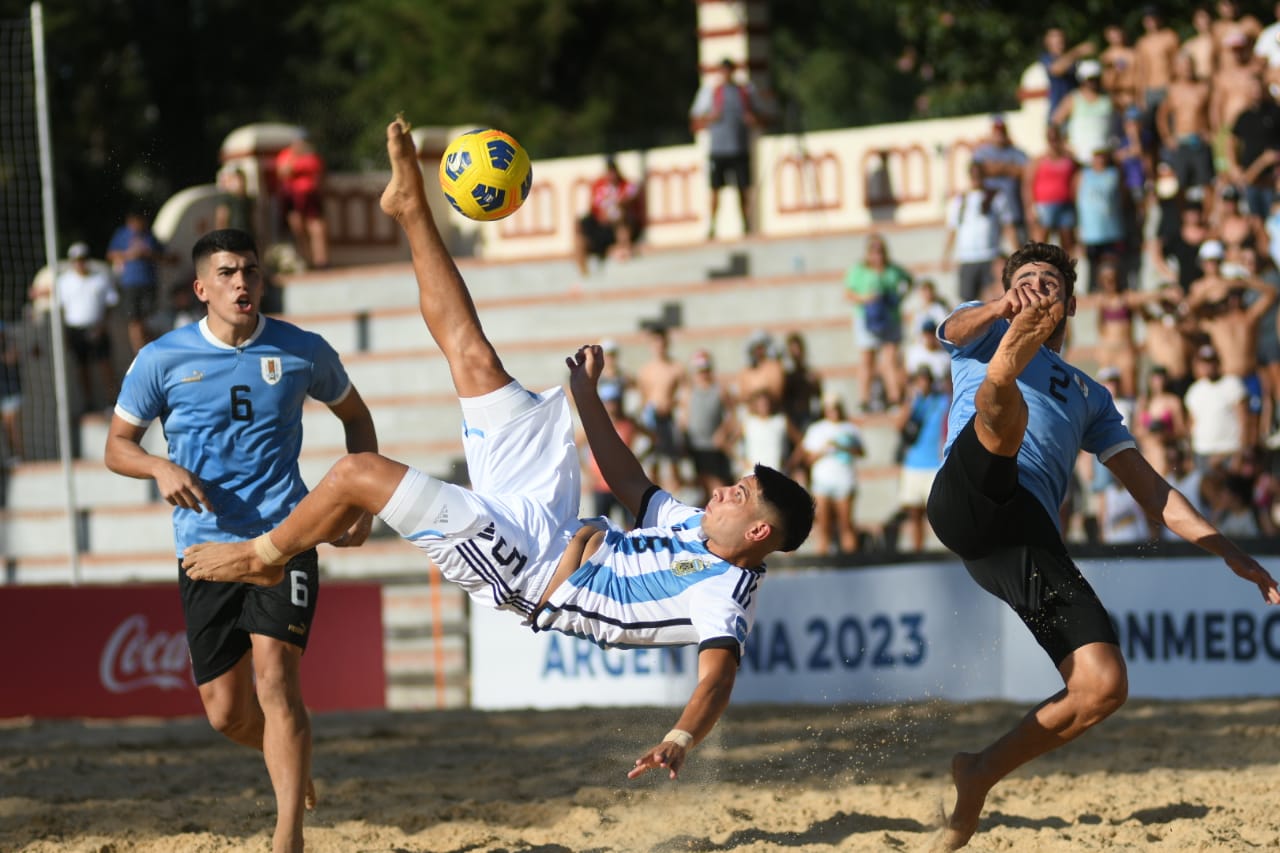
115, 315, 351, 555
938, 302, 1135, 526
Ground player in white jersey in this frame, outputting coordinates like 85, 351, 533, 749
184, 116, 815, 781
105, 228, 378, 853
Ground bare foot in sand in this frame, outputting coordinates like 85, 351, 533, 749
987, 294, 1065, 385
182, 541, 283, 585
927, 752, 989, 851
379, 116, 428, 223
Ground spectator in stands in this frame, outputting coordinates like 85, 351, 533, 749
780, 331, 823, 444
1025, 124, 1080, 254
1213, 184, 1269, 261
900, 277, 950, 338
1155, 197, 1210, 290
595, 338, 633, 407
895, 365, 949, 553
106, 211, 163, 354
1053, 59, 1115, 163
574, 156, 643, 277
636, 323, 687, 494
903, 318, 950, 385
689, 57, 760, 239
275, 133, 329, 270
1115, 107, 1153, 237
215, 167, 255, 237
844, 233, 910, 411
791, 391, 862, 555
973, 115, 1030, 245
735, 329, 786, 413
1075, 147, 1129, 292
1252, 250, 1280, 443
1041, 26, 1093, 120
1100, 24, 1138, 110
1134, 7, 1181, 121
1158, 52, 1215, 195
1097, 473, 1153, 543
0, 321, 23, 467
1213, 32, 1263, 165
1184, 6, 1218, 83
57, 241, 119, 417
1213, 0, 1263, 70
1160, 441, 1209, 541
944, 161, 1013, 304
1078, 258, 1145, 397
1140, 282, 1196, 395
1256, 2, 1280, 87
738, 387, 798, 479
1133, 366, 1189, 474
1227, 75, 1280, 219
1205, 468, 1262, 536
680, 349, 737, 506
1185, 343, 1248, 469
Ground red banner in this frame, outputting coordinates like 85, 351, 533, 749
0, 583, 385, 718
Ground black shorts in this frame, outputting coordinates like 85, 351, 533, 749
66, 326, 111, 363
926, 417, 1117, 665
690, 448, 733, 483
579, 214, 616, 257
709, 153, 751, 190
120, 285, 156, 321
178, 549, 319, 685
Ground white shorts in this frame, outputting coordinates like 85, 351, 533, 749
809, 460, 857, 499
378, 383, 582, 616
898, 465, 937, 508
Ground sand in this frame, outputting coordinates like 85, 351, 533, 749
3, 697, 1280, 852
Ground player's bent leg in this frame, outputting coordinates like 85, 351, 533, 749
973, 297, 1064, 457
197, 653, 265, 748
183, 453, 408, 584
251, 635, 310, 853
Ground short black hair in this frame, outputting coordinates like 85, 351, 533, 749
753, 463, 814, 553
192, 228, 259, 268
1001, 241, 1077, 301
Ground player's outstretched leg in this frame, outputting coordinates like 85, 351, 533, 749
183, 453, 408, 584
379, 115, 512, 399
971, 295, 1064, 458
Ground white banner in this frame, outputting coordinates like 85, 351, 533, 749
471, 557, 1280, 710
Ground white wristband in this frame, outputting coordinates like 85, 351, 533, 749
663, 728, 694, 749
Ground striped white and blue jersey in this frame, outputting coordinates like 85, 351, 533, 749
535, 490, 763, 656
115, 315, 352, 555
938, 302, 1135, 526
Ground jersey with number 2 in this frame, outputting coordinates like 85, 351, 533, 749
115, 316, 351, 555
939, 304, 1134, 527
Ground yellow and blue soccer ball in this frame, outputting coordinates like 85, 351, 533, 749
438, 128, 532, 221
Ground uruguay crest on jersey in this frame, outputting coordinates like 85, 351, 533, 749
260, 356, 283, 385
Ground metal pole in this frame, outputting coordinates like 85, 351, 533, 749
31, 2, 82, 584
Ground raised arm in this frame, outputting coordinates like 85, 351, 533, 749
567, 344, 655, 517
938, 285, 1028, 346
627, 646, 737, 780
1105, 447, 1280, 603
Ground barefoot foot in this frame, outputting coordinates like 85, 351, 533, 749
379, 116, 428, 222
182, 542, 283, 585
987, 297, 1065, 385
932, 752, 989, 851
305, 777, 317, 811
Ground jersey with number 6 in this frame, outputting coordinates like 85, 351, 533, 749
938, 303, 1135, 527
115, 315, 352, 555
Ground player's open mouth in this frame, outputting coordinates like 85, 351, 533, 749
235, 297, 253, 312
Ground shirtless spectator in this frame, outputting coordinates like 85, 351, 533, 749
1184, 6, 1218, 84
1134, 7, 1182, 118
1158, 52, 1215, 194
1189, 266, 1277, 446
1256, 2, 1280, 88
1101, 24, 1138, 109
1212, 0, 1263, 71
735, 330, 786, 413
1042, 27, 1095, 120
1212, 34, 1262, 156
1140, 282, 1197, 395
636, 323, 686, 492
1228, 75, 1280, 218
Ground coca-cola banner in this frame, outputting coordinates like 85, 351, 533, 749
0, 584, 385, 718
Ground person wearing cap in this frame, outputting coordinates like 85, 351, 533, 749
1226, 74, 1280, 219
1052, 57, 1114, 163
1185, 343, 1249, 469
972, 115, 1030, 245
924, 240, 1280, 850
1189, 237, 1229, 306
1156, 52, 1214, 195
1182, 6, 1217, 84
55, 241, 119, 416
688, 57, 761, 239
574, 156, 643, 277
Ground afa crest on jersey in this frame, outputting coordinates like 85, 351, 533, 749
671, 557, 709, 577
261, 356, 283, 385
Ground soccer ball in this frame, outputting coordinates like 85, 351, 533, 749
438, 128, 532, 221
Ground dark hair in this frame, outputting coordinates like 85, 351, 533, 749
192, 228, 259, 267
753, 463, 814, 553
1001, 241, 1077, 301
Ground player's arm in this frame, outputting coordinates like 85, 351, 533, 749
627, 646, 737, 780
939, 286, 1030, 346
104, 415, 211, 513
326, 386, 379, 547
1105, 446, 1280, 603
567, 345, 654, 516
